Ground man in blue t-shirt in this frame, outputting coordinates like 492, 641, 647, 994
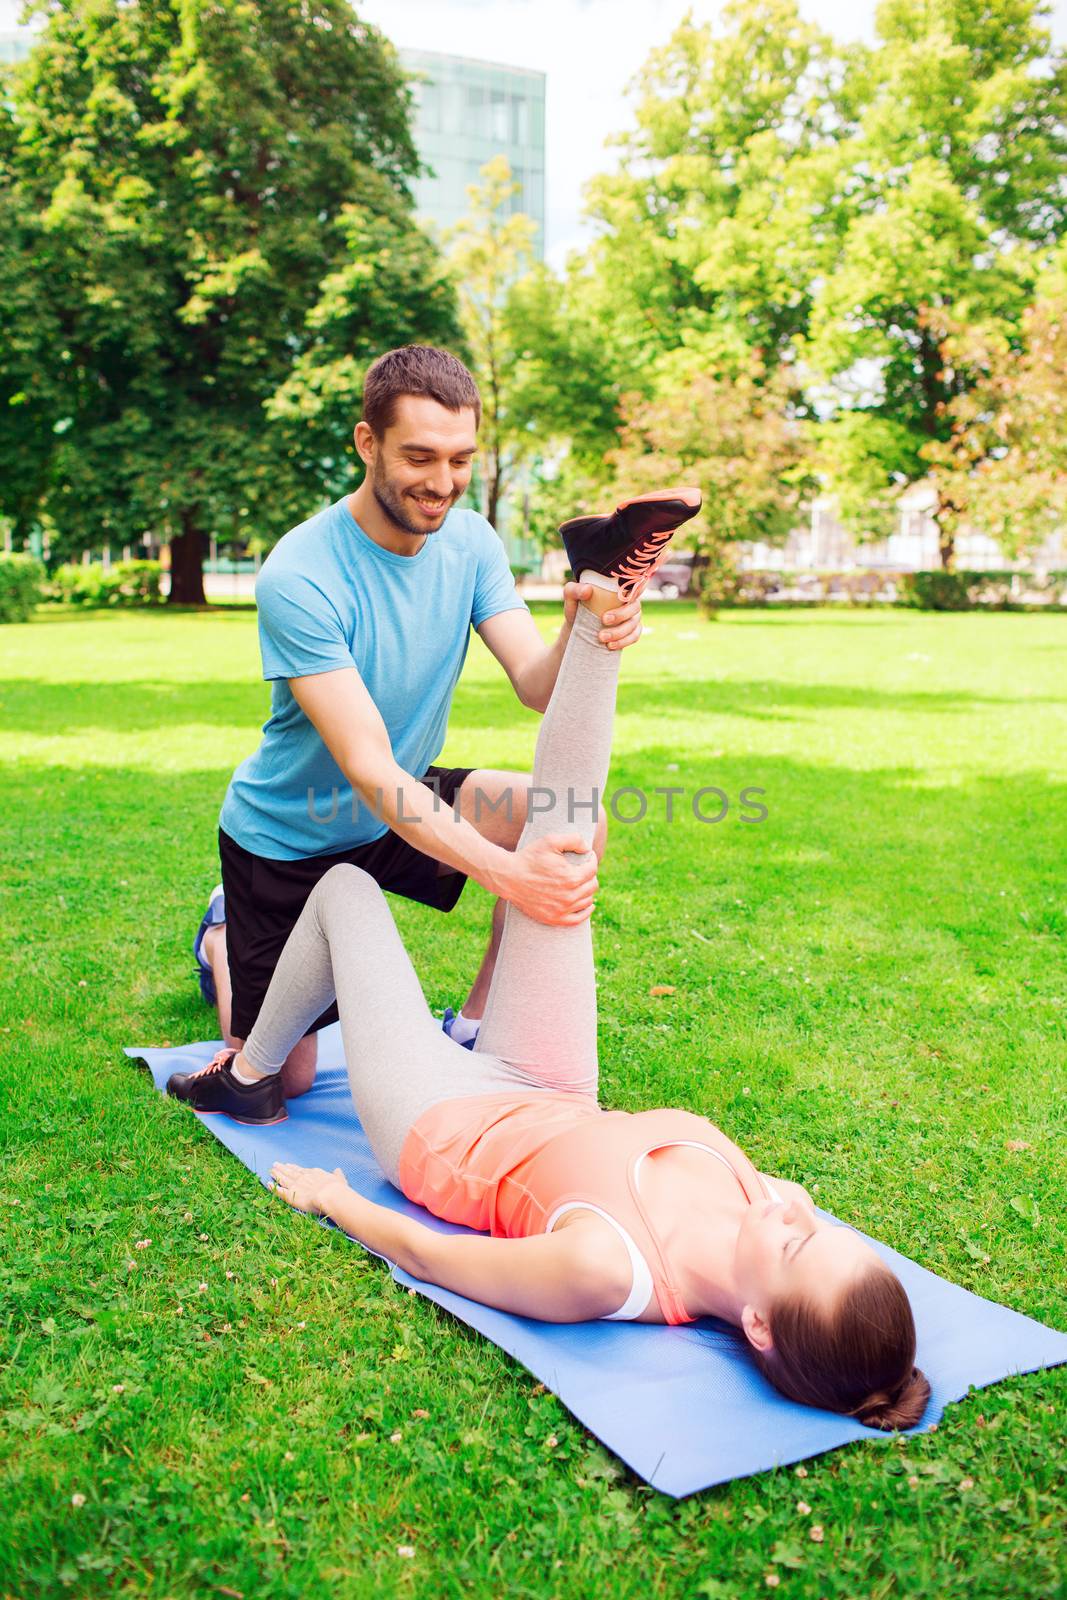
185, 345, 646, 1123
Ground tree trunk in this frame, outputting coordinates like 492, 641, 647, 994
937, 527, 956, 571
168, 511, 206, 605
933, 489, 957, 571
485, 452, 501, 531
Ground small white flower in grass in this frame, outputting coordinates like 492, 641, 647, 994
134, 1239, 151, 1250
546, 1435, 559, 1450
810, 1524, 824, 1543
797, 1500, 811, 1515
389, 1431, 402, 1444
959, 1477, 975, 1492
908, 1476, 919, 1490
795, 1465, 808, 1478
198, 1232, 209, 1242
397, 1545, 415, 1559
226, 1270, 235, 1280
283, 1451, 295, 1462
183, 1212, 193, 1223
198, 1282, 208, 1294
112, 1384, 125, 1394
78, 980, 87, 988
765, 1575, 780, 1589
412, 1408, 430, 1420
71, 1493, 86, 1508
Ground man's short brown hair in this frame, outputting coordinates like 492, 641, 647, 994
363, 346, 481, 437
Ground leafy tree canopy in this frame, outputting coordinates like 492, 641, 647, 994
3, 0, 463, 599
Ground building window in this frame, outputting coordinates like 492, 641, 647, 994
419, 81, 441, 134
466, 83, 486, 138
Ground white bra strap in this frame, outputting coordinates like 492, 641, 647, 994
633, 1139, 777, 1202
546, 1201, 654, 1321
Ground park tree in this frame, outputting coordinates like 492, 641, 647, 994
918, 245, 1067, 562
0, 85, 68, 542
579, 0, 844, 388
802, 0, 1067, 566
446, 157, 540, 530
575, 0, 1067, 570
607, 343, 813, 603
4, 0, 462, 602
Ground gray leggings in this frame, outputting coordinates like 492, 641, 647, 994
242, 602, 619, 1185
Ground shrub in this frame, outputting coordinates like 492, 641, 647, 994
901, 570, 1029, 610
0, 552, 46, 623
104, 560, 164, 607
52, 562, 108, 606
51, 560, 164, 608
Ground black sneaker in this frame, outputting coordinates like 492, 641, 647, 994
560, 488, 702, 601
166, 1048, 288, 1125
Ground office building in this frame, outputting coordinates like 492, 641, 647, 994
399, 48, 546, 258
0, 31, 32, 66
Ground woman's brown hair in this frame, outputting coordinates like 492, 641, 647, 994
754, 1264, 931, 1429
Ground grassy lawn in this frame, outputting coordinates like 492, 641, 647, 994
1, 602, 1064, 1599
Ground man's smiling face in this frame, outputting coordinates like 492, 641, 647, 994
360, 394, 478, 538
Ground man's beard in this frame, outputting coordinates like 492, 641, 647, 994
371, 471, 456, 537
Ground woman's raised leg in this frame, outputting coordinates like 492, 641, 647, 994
242, 865, 530, 1182
473, 600, 620, 1094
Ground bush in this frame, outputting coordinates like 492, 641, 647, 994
51, 560, 164, 608
699, 565, 904, 610
0, 552, 46, 623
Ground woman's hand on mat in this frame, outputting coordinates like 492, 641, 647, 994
501, 833, 599, 925
269, 1161, 348, 1216
563, 582, 644, 651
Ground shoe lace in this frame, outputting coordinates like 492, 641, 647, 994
190, 1048, 237, 1079
615, 527, 674, 598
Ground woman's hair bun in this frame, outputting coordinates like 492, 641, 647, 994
852, 1367, 932, 1431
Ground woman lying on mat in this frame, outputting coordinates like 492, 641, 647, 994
169, 489, 930, 1430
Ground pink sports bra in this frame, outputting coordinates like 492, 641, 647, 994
398, 1093, 782, 1323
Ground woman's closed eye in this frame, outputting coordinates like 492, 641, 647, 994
785, 1230, 815, 1262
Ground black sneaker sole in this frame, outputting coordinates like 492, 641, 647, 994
197, 1107, 290, 1126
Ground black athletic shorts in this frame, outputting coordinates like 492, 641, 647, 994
219, 763, 474, 1040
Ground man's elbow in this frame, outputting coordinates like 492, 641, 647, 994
514, 674, 549, 714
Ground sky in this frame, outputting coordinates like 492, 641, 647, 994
4, 0, 1067, 266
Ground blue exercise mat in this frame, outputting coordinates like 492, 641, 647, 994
127, 1027, 1067, 1497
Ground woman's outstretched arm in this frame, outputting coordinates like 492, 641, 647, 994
270, 1162, 628, 1323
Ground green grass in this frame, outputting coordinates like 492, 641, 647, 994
1, 603, 1064, 1599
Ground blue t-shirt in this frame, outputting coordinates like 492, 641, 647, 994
219, 498, 527, 859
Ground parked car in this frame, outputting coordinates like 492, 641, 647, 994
644, 559, 693, 599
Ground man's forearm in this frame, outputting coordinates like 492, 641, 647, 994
512, 620, 572, 714
348, 754, 513, 896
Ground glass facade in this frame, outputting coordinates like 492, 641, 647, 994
0, 32, 33, 66
400, 48, 546, 259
